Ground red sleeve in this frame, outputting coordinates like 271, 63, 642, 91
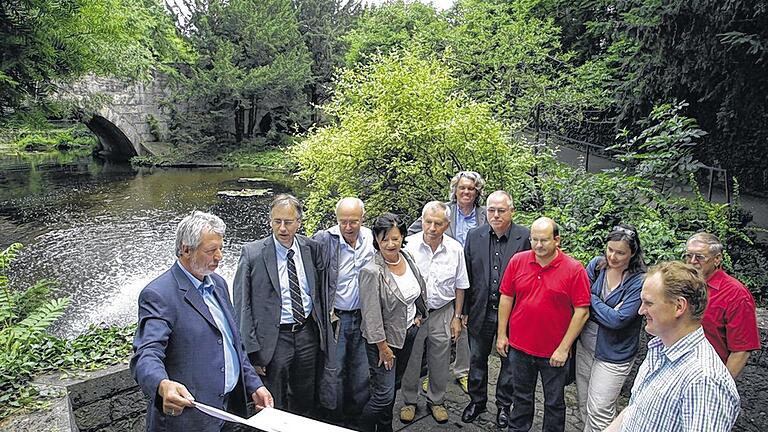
499, 254, 518, 297
725, 296, 761, 352
570, 265, 591, 307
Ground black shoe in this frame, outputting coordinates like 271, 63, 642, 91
461, 402, 487, 423
496, 406, 511, 428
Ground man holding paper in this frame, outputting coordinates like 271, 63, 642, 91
131, 211, 273, 431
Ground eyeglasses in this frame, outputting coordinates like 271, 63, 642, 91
682, 252, 710, 263
487, 208, 510, 215
611, 226, 635, 238
271, 218, 297, 228
338, 219, 361, 227
530, 237, 553, 245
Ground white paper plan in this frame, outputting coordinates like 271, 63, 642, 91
193, 401, 354, 432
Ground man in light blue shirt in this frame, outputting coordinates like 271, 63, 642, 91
131, 211, 272, 432
605, 261, 740, 432
313, 197, 376, 428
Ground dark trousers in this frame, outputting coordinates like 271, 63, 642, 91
257, 319, 319, 417
508, 347, 569, 432
319, 310, 370, 427
467, 307, 514, 409
360, 324, 419, 432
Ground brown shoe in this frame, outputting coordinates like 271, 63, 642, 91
400, 404, 416, 423
429, 404, 449, 423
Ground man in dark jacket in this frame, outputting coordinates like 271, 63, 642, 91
461, 190, 530, 428
313, 197, 375, 428
131, 211, 273, 432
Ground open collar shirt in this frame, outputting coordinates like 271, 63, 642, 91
404, 232, 469, 310
329, 225, 375, 311
178, 262, 240, 393
621, 327, 740, 432
454, 205, 478, 246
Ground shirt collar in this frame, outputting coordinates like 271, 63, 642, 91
655, 326, 706, 362
177, 260, 215, 295
457, 206, 476, 218
273, 234, 299, 258
489, 224, 512, 240
330, 224, 365, 250
527, 249, 564, 268
706, 268, 726, 291
416, 233, 446, 254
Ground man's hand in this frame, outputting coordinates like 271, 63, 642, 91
549, 347, 569, 367
451, 317, 462, 342
252, 386, 274, 411
254, 365, 267, 376
158, 379, 195, 417
496, 334, 509, 358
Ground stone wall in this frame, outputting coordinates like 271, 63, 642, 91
0, 364, 145, 432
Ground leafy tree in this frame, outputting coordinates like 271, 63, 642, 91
292, 50, 535, 232
172, 0, 312, 147
0, 0, 191, 118
445, 0, 612, 127
609, 101, 707, 196
342, 0, 449, 67
531, 0, 768, 192
294, 0, 363, 124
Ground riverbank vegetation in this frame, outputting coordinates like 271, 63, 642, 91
0, 244, 135, 421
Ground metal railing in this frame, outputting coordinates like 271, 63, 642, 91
529, 127, 732, 204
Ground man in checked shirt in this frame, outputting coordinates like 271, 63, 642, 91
606, 261, 740, 432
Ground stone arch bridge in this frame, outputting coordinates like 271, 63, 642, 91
57, 73, 173, 161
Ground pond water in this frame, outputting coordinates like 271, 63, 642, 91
0, 154, 301, 337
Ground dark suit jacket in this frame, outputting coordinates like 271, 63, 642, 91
130, 262, 263, 432
233, 234, 329, 368
464, 223, 531, 336
407, 202, 488, 239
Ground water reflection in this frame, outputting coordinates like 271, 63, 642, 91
0, 155, 302, 337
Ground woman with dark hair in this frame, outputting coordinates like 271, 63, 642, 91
359, 213, 428, 432
575, 224, 646, 432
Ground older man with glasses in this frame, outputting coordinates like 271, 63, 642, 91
233, 194, 329, 416
684, 232, 760, 378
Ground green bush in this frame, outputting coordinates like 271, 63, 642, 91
0, 244, 134, 420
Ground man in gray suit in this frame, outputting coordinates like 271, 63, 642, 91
408, 171, 487, 393
233, 194, 328, 417
461, 190, 530, 428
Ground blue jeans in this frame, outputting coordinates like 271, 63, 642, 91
361, 324, 418, 432
508, 347, 569, 432
318, 310, 370, 426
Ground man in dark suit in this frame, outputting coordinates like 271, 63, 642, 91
233, 194, 328, 417
131, 211, 273, 432
461, 190, 530, 428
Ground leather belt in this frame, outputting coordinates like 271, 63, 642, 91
335, 309, 361, 316
279, 317, 311, 332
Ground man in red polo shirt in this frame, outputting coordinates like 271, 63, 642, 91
685, 232, 760, 378
496, 217, 590, 432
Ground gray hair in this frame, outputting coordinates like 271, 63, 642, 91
335, 197, 365, 217
422, 200, 451, 221
485, 190, 514, 209
687, 232, 724, 256
449, 171, 485, 207
270, 193, 303, 220
175, 211, 226, 257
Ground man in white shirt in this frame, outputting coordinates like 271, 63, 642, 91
400, 201, 470, 424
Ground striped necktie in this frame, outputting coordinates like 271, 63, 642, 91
286, 249, 305, 324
